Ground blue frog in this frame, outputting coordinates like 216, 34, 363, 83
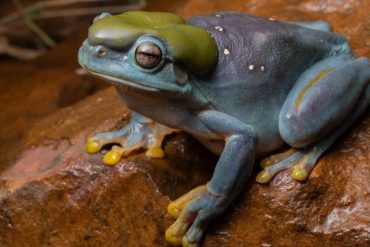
78, 11, 370, 247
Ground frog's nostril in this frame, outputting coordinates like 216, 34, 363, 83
97, 48, 106, 57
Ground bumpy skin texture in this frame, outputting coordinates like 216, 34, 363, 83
78, 11, 370, 247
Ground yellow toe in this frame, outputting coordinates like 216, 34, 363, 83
256, 170, 272, 184
145, 147, 165, 158
183, 237, 199, 247
103, 150, 122, 165
86, 137, 101, 154
167, 202, 181, 219
291, 165, 308, 181
165, 228, 182, 246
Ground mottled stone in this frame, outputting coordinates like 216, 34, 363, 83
0, 0, 369, 246
0, 88, 216, 246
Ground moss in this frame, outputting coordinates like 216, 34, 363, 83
89, 11, 217, 75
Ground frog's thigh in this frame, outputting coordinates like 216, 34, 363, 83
279, 56, 370, 148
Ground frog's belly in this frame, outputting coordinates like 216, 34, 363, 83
116, 87, 221, 139
117, 87, 285, 157
192, 119, 284, 158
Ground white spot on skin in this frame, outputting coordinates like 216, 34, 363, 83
248, 65, 254, 71
215, 14, 222, 17
261, 65, 265, 71
286, 113, 291, 119
224, 49, 230, 55
320, 39, 324, 43
215, 26, 223, 32
268, 17, 276, 21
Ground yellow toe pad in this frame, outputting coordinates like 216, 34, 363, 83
167, 202, 181, 219
291, 165, 308, 181
86, 137, 101, 154
146, 147, 165, 158
256, 170, 272, 184
103, 150, 122, 165
165, 228, 182, 246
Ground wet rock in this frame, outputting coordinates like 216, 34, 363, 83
0, 87, 216, 246
0, 87, 369, 246
204, 112, 370, 247
0, 0, 369, 246
0, 30, 106, 173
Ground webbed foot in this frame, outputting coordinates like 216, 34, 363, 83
256, 148, 320, 183
86, 112, 177, 165
165, 185, 228, 247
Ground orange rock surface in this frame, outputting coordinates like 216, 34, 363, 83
0, 0, 369, 246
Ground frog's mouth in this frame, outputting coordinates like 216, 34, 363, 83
80, 66, 159, 92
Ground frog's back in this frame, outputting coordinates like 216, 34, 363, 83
187, 12, 349, 88
187, 12, 351, 153
187, 12, 350, 114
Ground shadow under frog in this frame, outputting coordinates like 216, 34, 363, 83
78, 11, 370, 247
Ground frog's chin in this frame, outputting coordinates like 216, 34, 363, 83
81, 67, 160, 92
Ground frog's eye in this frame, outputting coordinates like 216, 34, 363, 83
135, 43, 162, 69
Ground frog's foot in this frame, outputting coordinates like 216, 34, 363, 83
86, 112, 178, 165
259, 148, 297, 168
166, 185, 227, 247
256, 148, 321, 183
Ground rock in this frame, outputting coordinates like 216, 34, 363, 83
0, 87, 216, 246
0, 87, 369, 246
204, 112, 370, 247
0, 0, 369, 246
0, 29, 107, 173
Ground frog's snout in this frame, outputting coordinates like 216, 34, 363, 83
80, 41, 107, 58
78, 40, 108, 68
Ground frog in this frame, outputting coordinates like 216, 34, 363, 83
78, 11, 370, 247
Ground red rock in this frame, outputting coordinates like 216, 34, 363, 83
0, 0, 370, 246
0, 88, 216, 246
0, 87, 368, 246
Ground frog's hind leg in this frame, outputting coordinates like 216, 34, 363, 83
257, 55, 370, 183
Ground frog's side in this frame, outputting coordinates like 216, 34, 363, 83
78, 11, 370, 247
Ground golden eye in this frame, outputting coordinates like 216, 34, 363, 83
135, 43, 162, 69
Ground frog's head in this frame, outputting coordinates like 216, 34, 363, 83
78, 11, 217, 96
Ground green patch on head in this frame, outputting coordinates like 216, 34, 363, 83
89, 11, 217, 75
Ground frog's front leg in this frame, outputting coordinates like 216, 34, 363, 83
166, 110, 257, 247
257, 55, 370, 183
86, 112, 178, 165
